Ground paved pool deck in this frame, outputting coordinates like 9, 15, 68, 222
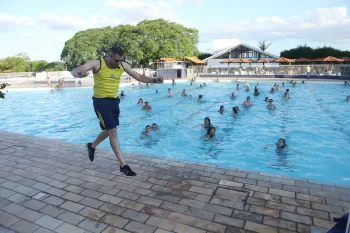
0, 131, 349, 233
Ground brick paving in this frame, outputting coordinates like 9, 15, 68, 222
0, 131, 349, 233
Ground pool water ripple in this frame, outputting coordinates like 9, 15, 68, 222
1, 81, 349, 184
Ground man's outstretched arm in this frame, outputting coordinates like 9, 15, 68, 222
122, 62, 163, 83
71, 60, 100, 78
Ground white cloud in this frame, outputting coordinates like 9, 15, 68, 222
174, 0, 202, 3
0, 13, 33, 31
105, 0, 179, 23
200, 7, 350, 45
40, 13, 89, 30
57, 35, 73, 42
39, 13, 122, 30
337, 39, 350, 43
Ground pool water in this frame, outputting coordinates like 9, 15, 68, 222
1, 80, 350, 185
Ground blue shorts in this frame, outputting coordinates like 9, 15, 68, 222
93, 97, 120, 130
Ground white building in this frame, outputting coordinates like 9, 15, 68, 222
204, 43, 279, 68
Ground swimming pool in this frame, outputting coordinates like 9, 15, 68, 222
1, 80, 350, 185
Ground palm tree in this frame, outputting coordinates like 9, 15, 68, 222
258, 40, 272, 51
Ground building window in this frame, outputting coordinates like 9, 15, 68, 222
215, 52, 230, 59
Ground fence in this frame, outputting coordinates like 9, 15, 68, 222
188, 64, 350, 77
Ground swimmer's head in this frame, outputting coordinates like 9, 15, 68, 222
219, 106, 224, 111
265, 97, 269, 101
232, 106, 238, 114
199, 95, 203, 99
246, 96, 250, 100
138, 98, 143, 103
232, 92, 235, 96
168, 88, 171, 91
207, 127, 216, 137
286, 89, 289, 92
277, 138, 286, 148
145, 125, 151, 133
145, 101, 149, 105
204, 117, 211, 126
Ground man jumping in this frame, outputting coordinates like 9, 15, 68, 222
70, 45, 163, 176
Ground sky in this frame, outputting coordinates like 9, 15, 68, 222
1, 0, 350, 62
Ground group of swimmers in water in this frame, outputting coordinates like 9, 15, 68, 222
128, 78, 349, 148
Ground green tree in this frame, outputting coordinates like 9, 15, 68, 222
0, 53, 30, 72
28, 60, 48, 72
258, 40, 272, 51
43, 62, 65, 71
198, 52, 212, 60
60, 19, 199, 69
281, 45, 350, 59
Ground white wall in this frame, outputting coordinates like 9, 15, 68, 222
207, 59, 279, 68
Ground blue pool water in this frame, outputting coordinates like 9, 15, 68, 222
1, 80, 350, 184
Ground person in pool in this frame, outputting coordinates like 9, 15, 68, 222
203, 117, 212, 129
205, 127, 216, 139
218, 106, 224, 114
232, 106, 239, 117
137, 98, 143, 105
181, 89, 187, 96
236, 83, 240, 90
167, 88, 173, 97
231, 92, 236, 99
346, 95, 350, 102
283, 89, 289, 99
142, 101, 152, 110
172, 79, 176, 85
245, 85, 249, 92
254, 88, 260, 96
243, 96, 253, 107
156, 90, 158, 94
264, 138, 287, 149
151, 123, 159, 130
141, 125, 152, 135
267, 99, 277, 110
265, 97, 269, 102
197, 95, 203, 102
120, 91, 125, 98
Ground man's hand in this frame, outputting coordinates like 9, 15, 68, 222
71, 67, 89, 78
153, 77, 164, 84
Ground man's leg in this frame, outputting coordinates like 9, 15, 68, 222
107, 128, 126, 167
91, 130, 108, 149
107, 128, 136, 176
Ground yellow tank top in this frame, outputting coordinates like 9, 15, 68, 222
93, 57, 124, 98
